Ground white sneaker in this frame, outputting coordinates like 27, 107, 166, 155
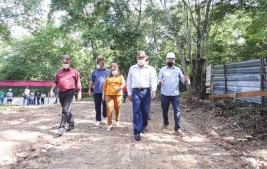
115, 121, 120, 127
107, 125, 112, 131
94, 121, 100, 126
102, 117, 107, 124
57, 128, 65, 136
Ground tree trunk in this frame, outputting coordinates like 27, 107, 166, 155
192, 58, 207, 98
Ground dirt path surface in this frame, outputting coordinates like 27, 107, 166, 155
0, 98, 265, 169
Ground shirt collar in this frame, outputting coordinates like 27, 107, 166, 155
166, 65, 175, 69
133, 64, 149, 68
62, 67, 71, 71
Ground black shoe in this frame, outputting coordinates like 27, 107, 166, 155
141, 128, 147, 134
135, 133, 141, 141
66, 126, 75, 131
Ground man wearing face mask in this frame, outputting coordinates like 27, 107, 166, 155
158, 52, 190, 136
88, 55, 110, 126
127, 51, 157, 141
50, 54, 82, 136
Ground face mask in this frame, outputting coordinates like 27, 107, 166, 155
96, 64, 100, 69
167, 62, 174, 67
62, 64, 70, 69
112, 70, 118, 75
138, 60, 145, 66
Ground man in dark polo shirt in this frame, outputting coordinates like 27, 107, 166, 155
50, 54, 82, 136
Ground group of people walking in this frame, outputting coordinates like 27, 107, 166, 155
51, 52, 190, 141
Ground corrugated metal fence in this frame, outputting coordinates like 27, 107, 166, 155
206, 59, 266, 104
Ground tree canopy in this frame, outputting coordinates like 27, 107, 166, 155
0, 0, 266, 95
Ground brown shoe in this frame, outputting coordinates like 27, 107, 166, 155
161, 125, 168, 130
175, 129, 185, 137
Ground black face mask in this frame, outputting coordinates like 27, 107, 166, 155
167, 62, 174, 67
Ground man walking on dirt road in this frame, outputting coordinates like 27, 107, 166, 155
50, 54, 82, 136
88, 56, 110, 126
127, 51, 157, 141
158, 52, 190, 136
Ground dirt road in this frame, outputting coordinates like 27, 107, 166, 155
0, 99, 259, 168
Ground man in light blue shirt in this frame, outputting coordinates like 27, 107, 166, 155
127, 51, 157, 141
158, 52, 190, 136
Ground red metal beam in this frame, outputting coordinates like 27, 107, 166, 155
0, 80, 54, 87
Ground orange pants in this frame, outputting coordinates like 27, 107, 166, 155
106, 95, 122, 125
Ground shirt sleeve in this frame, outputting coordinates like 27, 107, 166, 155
157, 68, 163, 84
54, 71, 59, 85
179, 68, 185, 83
102, 76, 108, 93
150, 66, 157, 92
127, 67, 133, 96
90, 71, 95, 81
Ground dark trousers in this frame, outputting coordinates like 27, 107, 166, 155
94, 93, 107, 121
37, 98, 40, 105
132, 88, 151, 134
41, 98, 44, 105
59, 89, 75, 128
161, 94, 180, 131
123, 92, 127, 102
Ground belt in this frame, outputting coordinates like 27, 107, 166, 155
133, 87, 149, 91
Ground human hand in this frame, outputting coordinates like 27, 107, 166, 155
151, 91, 156, 100
128, 95, 132, 101
77, 91, 82, 101
184, 75, 190, 85
116, 86, 122, 92
49, 90, 54, 97
88, 90, 92, 96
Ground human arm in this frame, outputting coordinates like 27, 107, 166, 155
150, 67, 157, 99
50, 83, 57, 97
127, 68, 132, 101
116, 76, 125, 91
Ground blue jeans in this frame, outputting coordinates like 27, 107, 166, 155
161, 94, 180, 131
23, 96, 29, 106
94, 93, 107, 121
132, 88, 151, 134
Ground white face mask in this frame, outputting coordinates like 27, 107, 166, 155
112, 70, 118, 75
96, 64, 100, 69
137, 60, 145, 66
62, 64, 70, 69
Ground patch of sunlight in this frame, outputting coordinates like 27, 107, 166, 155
26, 118, 52, 125
254, 149, 267, 161
211, 152, 228, 156
7, 120, 22, 125
90, 137, 104, 142
36, 125, 51, 130
75, 119, 92, 123
183, 135, 205, 143
146, 133, 179, 143
0, 141, 18, 165
1, 130, 41, 141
